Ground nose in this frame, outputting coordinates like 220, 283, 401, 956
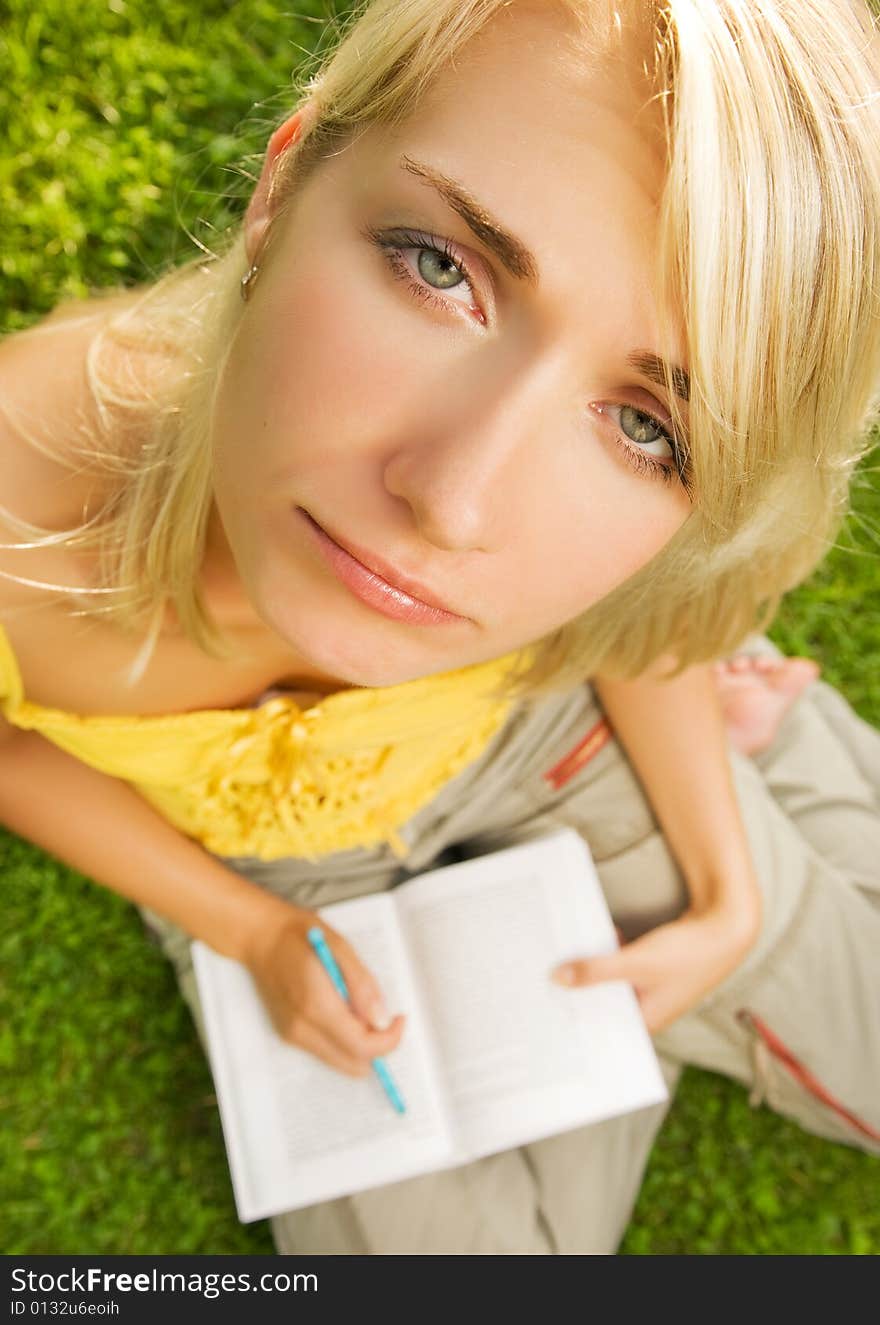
382, 347, 563, 553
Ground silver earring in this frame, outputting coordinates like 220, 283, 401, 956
240, 263, 260, 301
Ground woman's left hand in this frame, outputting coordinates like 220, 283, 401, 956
551, 902, 762, 1034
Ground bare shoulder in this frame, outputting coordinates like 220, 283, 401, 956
0, 296, 297, 718
0, 294, 139, 539
0, 292, 151, 714
0, 292, 150, 612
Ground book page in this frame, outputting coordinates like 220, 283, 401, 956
394, 830, 668, 1160
192, 891, 454, 1222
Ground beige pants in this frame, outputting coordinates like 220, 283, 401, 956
140, 635, 880, 1253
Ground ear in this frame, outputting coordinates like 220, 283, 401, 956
243, 104, 316, 263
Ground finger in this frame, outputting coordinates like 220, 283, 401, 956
295, 1006, 407, 1076
316, 991, 407, 1061
329, 931, 396, 1030
355, 1014, 408, 1060
294, 1019, 376, 1078
551, 950, 637, 987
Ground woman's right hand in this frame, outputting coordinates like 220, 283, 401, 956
240, 898, 407, 1077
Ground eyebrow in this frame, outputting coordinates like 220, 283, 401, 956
399, 154, 691, 407
401, 154, 539, 285
626, 351, 690, 405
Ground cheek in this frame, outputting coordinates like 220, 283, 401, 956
247, 260, 428, 464
517, 477, 689, 622
598, 493, 689, 575
212, 258, 411, 483
271, 269, 401, 393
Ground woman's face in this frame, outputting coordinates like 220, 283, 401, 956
210, 3, 693, 687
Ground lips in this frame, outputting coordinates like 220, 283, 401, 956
298, 508, 470, 625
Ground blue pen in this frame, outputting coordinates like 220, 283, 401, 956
306, 925, 406, 1115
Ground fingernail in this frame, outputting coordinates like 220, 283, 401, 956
369, 998, 392, 1031
553, 963, 576, 986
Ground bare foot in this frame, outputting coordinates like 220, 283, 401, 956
713, 653, 821, 755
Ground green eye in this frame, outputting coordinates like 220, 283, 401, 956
618, 405, 669, 448
417, 248, 466, 290
592, 401, 691, 494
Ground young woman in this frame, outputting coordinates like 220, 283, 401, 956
1, 0, 879, 1254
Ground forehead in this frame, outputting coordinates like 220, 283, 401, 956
336, 4, 669, 300
364, 3, 666, 200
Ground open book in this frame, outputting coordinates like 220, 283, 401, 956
192, 828, 668, 1223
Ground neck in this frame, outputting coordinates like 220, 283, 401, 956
199, 503, 348, 693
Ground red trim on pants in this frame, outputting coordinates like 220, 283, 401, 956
542, 718, 614, 791
738, 1009, 880, 1143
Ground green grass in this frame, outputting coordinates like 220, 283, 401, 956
1, 0, 879, 1255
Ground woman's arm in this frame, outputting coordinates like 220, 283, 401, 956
592, 654, 762, 932
552, 656, 765, 1031
0, 726, 290, 961
0, 728, 405, 1073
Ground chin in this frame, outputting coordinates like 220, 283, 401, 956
315, 631, 460, 689
263, 604, 452, 690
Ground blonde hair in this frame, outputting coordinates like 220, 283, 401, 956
2, 0, 880, 696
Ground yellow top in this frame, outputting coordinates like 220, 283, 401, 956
0, 623, 533, 862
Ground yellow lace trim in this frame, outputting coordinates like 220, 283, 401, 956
0, 625, 534, 860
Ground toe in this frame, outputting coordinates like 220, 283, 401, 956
790, 657, 821, 680
765, 656, 821, 694
752, 654, 781, 673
